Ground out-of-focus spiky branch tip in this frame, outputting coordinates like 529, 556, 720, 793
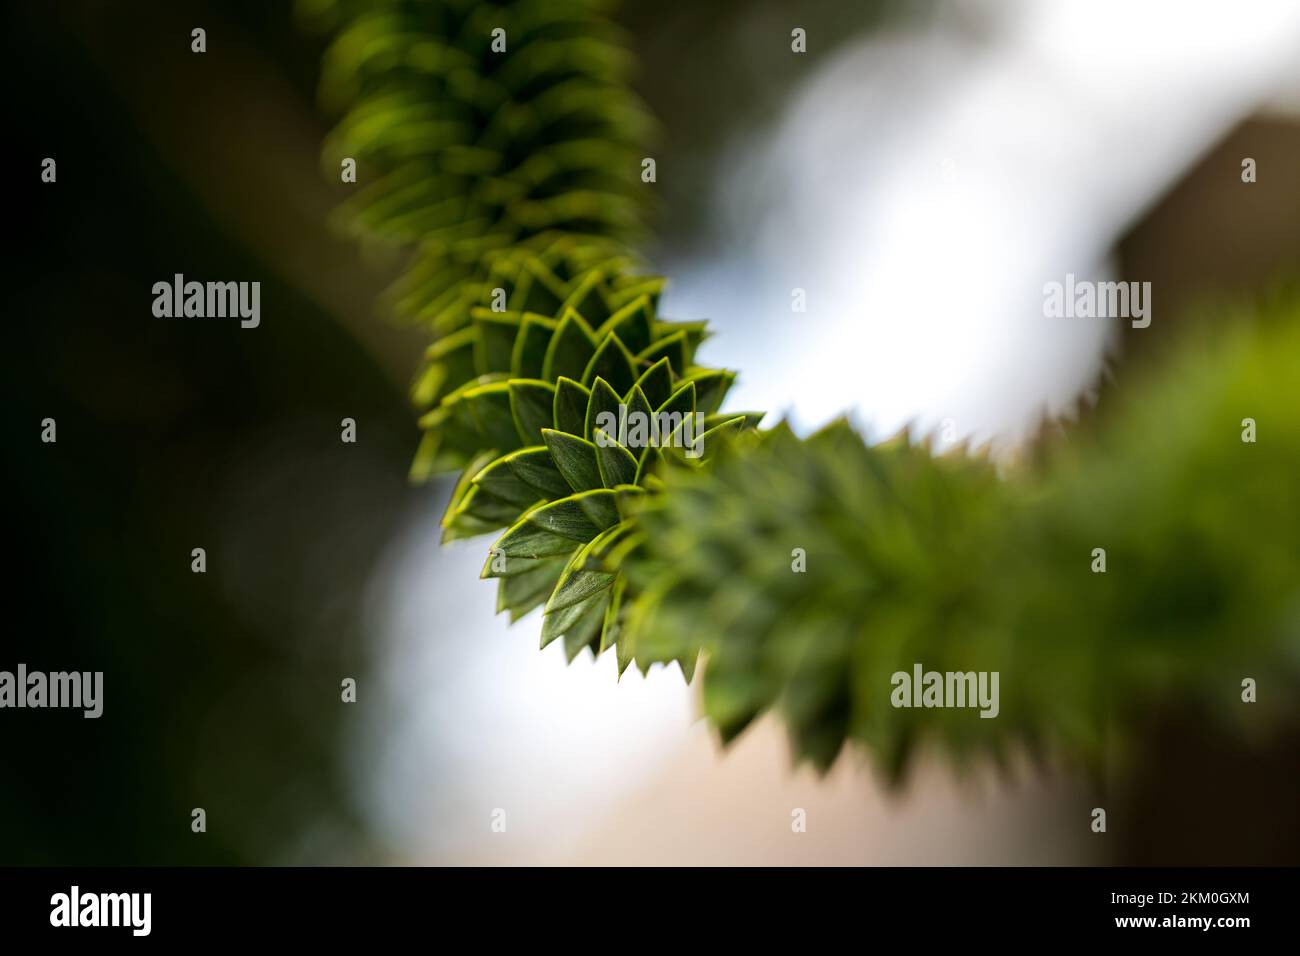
302, 0, 654, 332
625, 288, 1300, 779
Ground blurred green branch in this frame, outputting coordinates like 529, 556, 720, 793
626, 291, 1300, 775
304, 0, 652, 332
313, 0, 1300, 778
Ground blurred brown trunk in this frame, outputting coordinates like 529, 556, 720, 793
1115, 712, 1300, 864
1117, 117, 1300, 364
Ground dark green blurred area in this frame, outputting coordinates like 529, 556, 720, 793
1, 0, 425, 864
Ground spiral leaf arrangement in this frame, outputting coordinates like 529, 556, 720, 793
317, 2, 1300, 777
428, 246, 762, 672
308, 0, 766, 679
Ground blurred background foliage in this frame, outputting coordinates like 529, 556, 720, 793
2, 0, 419, 864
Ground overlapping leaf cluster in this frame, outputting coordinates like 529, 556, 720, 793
305, 0, 652, 327
423, 244, 760, 671
625, 291, 1300, 777
410, 237, 662, 474
312, 2, 1300, 779
306, 0, 766, 677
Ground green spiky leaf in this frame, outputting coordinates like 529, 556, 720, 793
542, 428, 603, 493
508, 380, 556, 445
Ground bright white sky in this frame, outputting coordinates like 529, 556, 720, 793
670, 0, 1300, 448
355, 0, 1300, 863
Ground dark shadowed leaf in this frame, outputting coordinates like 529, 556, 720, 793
470, 453, 543, 508
502, 446, 571, 500
596, 294, 653, 355
585, 377, 623, 443
594, 428, 638, 487
524, 495, 604, 542
497, 555, 570, 622
509, 379, 556, 445
552, 376, 590, 436
541, 307, 598, 382
631, 356, 674, 409
581, 332, 637, 394
560, 269, 611, 326
636, 331, 688, 378
682, 369, 735, 416
511, 314, 556, 378
473, 310, 522, 376
493, 517, 582, 560
459, 382, 523, 453
542, 428, 603, 492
